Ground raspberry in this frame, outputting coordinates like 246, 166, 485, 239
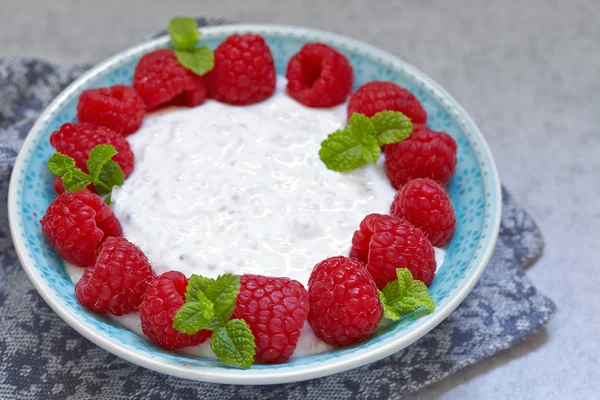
75, 237, 154, 315
168, 79, 208, 107
40, 190, 122, 267
49, 122, 134, 179
350, 214, 436, 287
206, 34, 276, 105
133, 49, 206, 110
307, 256, 382, 346
52, 176, 65, 195
385, 125, 457, 188
140, 271, 211, 349
285, 43, 353, 108
77, 85, 145, 136
347, 81, 427, 123
390, 178, 456, 247
232, 275, 309, 363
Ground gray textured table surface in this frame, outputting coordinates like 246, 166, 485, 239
2, 0, 598, 399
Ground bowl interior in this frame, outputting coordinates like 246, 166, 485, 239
9, 25, 500, 384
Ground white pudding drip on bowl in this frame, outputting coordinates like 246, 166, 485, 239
65, 77, 446, 358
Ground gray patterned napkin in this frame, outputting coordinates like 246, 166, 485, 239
0, 19, 556, 400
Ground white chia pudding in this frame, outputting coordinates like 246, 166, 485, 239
66, 77, 445, 357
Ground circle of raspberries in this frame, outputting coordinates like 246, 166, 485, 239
140, 271, 211, 349
40, 190, 122, 267
75, 237, 155, 315
384, 125, 457, 188
49, 122, 135, 179
285, 43, 353, 108
347, 81, 427, 123
391, 178, 456, 247
207, 34, 276, 105
133, 49, 207, 110
350, 213, 436, 288
232, 274, 309, 363
77, 85, 145, 136
307, 256, 382, 346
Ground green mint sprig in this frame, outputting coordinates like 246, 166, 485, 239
319, 111, 413, 172
47, 144, 124, 204
168, 17, 214, 76
378, 268, 435, 321
173, 274, 256, 369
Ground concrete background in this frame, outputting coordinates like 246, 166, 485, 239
2, 0, 599, 398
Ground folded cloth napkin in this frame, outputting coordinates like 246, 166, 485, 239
0, 19, 556, 400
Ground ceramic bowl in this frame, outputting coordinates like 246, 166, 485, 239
8, 24, 501, 384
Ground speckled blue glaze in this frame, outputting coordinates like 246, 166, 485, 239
8, 25, 501, 384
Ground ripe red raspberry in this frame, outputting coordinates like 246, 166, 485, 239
391, 178, 456, 247
307, 256, 382, 346
347, 81, 427, 123
40, 190, 122, 267
168, 79, 208, 107
350, 214, 436, 287
140, 271, 211, 349
133, 49, 206, 110
75, 237, 154, 315
385, 125, 457, 188
232, 274, 309, 363
49, 122, 134, 179
52, 176, 65, 195
206, 34, 276, 105
77, 85, 145, 136
285, 43, 353, 108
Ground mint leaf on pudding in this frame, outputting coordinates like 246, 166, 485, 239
371, 110, 413, 146
48, 144, 125, 204
175, 46, 214, 76
210, 319, 256, 369
167, 17, 214, 76
319, 111, 415, 172
48, 152, 76, 176
378, 268, 435, 321
47, 153, 92, 192
86, 144, 124, 195
63, 169, 93, 192
379, 290, 402, 320
185, 274, 216, 303
97, 160, 124, 194
172, 273, 256, 368
168, 17, 200, 51
172, 291, 215, 334
205, 274, 240, 325
319, 115, 381, 172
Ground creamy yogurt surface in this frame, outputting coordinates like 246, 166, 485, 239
111, 77, 398, 286
65, 77, 446, 359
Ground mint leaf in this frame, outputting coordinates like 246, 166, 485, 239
48, 152, 92, 191
378, 290, 402, 320
319, 117, 381, 172
98, 160, 124, 192
175, 46, 214, 76
173, 291, 215, 334
371, 111, 413, 146
379, 268, 435, 321
210, 319, 256, 369
63, 169, 93, 192
185, 274, 216, 303
205, 274, 240, 328
48, 153, 76, 176
86, 144, 117, 184
168, 17, 199, 51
